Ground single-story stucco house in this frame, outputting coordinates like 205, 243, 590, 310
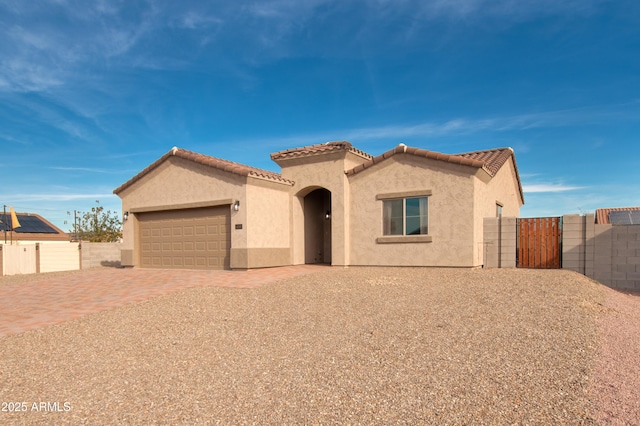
114, 141, 524, 270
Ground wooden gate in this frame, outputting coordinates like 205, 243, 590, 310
517, 217, 562, 269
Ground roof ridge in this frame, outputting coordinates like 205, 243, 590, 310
271, 141, 373, 161
346, 144, 485, 176
114, 147, 293, 194
455, 146, 513, 155
345, 144, 524, 203
173, 148, 294, 184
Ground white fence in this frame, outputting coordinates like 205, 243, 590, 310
1, 244, 37, 275
39, 243, 81, 273
0, 242, 121, 276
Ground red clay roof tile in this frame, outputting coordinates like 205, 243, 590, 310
114, 147, 293, 194
456, 147, 514, 176
345, 144, 523, 202
345, 144, 486, 176
270, 141, 373, 162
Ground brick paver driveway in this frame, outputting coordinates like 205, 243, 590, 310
0, 265, 329, 337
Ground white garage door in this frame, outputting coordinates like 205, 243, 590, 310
138, 206, 230, 269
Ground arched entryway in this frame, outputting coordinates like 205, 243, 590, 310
304, 188, 332, 264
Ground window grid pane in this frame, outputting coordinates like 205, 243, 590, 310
405, 197, 428, 235
383, 196, 429, 236
383, 199, 403, 235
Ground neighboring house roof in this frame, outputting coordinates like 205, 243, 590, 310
0, 212, 69, 241
271, 141, 373, 162
114, 147, 294, 195
595, 207, 640, 224
344, 144, 524, 203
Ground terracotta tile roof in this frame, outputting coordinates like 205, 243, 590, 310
271, 141, 373, 162
595, 206, 640, 224
114, 147, 293, 195
346, 145, 524, 202
456, 147, 515, 176
347, 145, 501, 176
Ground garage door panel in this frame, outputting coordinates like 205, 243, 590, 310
138, 206, 230, 270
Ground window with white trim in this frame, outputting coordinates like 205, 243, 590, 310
383, 196, 429, 236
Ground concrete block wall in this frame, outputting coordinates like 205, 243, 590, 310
485, 213, 639, 291
606, 226, 640, 291
562, 214, 640, 291
81, 242, 123, 269
592, 224, 613, 285
562, 214, 594, 277
483, 217, 517, 268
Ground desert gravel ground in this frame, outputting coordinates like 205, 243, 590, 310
0, 267, 637, 425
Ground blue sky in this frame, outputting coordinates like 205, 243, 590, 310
1, 0, 639, 231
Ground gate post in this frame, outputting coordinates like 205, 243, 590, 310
562, 214, 595, 276
483, 217, 517, 268
500, 217, 517, 268
35, 243, 41, 274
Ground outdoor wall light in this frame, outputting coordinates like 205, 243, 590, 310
123, 211, 129, 221
325, 210, 331, 220
234, 201, 240, 211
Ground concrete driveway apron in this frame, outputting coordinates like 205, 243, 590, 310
0, 265, 328, 337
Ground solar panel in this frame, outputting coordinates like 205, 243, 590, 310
0, 214, 59, 234
609, 210, 640, 225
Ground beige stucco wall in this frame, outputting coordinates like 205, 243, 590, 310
348, 154, 479, 267
117, 156, 291, 268
476, 156, 522, 218
473, 156, 523, 265
231, 177, 291, 268
277, 150, 368, 266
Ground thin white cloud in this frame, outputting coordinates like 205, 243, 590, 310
3, 193, 114, 202
234, 102, 640, 147
418, 0, 605, 20
176, 12, 223, 30
522, 184, 583, 193
48, 166, 120, 174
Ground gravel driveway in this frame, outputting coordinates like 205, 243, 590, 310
0, 267, 638, 424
